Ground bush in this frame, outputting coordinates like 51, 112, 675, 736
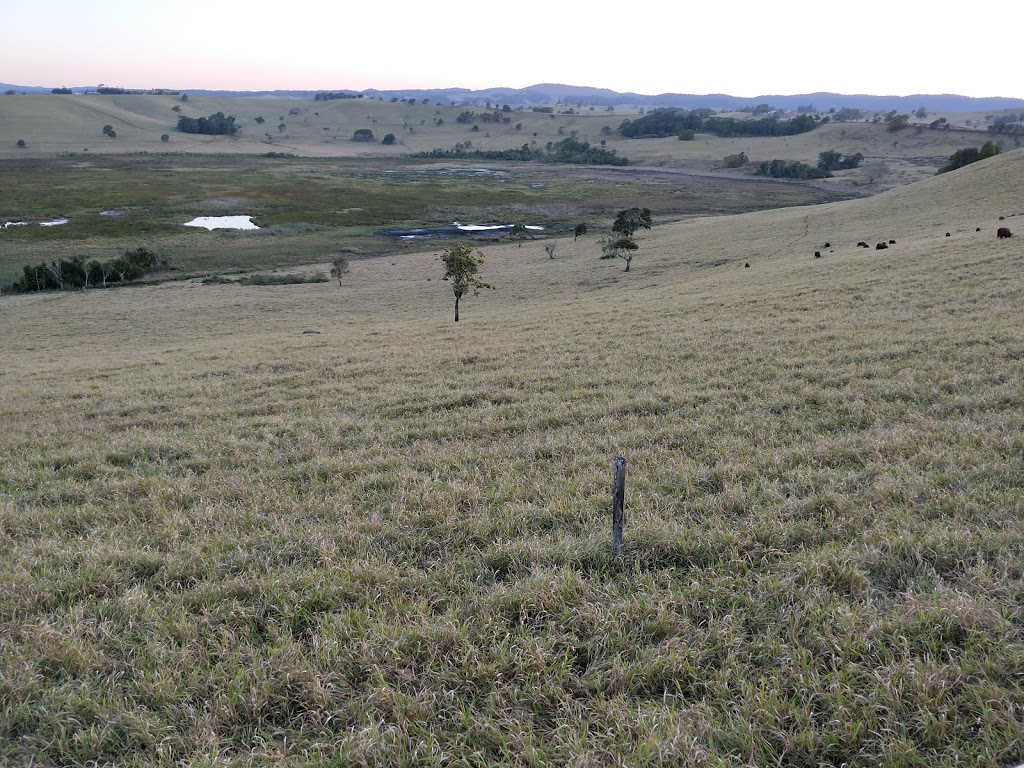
16, 139, 26, 148
722, 152, 747, 168
160, 134, 169, 142
352, 129, 375, 142
102, 125, 116, 138
382, 133, 396, 145
678, 129, 695, 141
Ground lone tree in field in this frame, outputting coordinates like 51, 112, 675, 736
330, 256, 350, 285
544, 243, 557, 259
508, 223, 532, 247
612, 207, 652, 238
438, 243, 492, 322
574, 223, 588, 241
16, 139, 26, 148
600, 236, 639, 272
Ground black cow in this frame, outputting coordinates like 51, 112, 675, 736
997, 227, 1013, 239
876, 242, 888, 250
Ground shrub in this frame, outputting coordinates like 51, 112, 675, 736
160, 134, 169, 142
382, 133, 396, 145
352, 129, 375, 142
722, 151, 747, 168
678, 129, 695, 141
16, 139, 26, 148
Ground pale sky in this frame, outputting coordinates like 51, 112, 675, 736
3, 0, 1022, 98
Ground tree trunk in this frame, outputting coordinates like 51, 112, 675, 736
454, 295, 460, 322
624, 257, 631, 272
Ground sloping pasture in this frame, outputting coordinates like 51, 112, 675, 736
0, 151, 1022, 766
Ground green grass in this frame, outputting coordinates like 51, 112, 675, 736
0, 148, 1022, 766
0, 154, 843, 284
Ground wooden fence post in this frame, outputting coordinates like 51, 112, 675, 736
612, 456, 626, 555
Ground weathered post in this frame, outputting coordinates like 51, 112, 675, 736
612, 456, 626, 555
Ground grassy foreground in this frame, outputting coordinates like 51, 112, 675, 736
1, 151, 1023, 766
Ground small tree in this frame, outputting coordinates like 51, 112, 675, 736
612, 207, 652, 238
382, 133, 396, 145
438, 243, 492, 322
573, 223, 588, 241
160, 134, 169, 142
544, 243, 557, 259
352, 128, 375, 142
886, 113, 910, 131
600, 236, 639, 272
16, 139, 26, 148
102, 125, 116, 138
508, 223, 532, 247
330, 256, 350, 285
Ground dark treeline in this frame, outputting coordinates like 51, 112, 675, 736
96, 87, 180, 95
619, 109, 823, 138
938, 141, 1000, 174
414, 138, 627, 166
988, 114, 1024, 135
314, 91, 362, 101
176, 112, 239, 136
12, 248, 163, 293
754, 150, 864, 180
456, 110, 512, 125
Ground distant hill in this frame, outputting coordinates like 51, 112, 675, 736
3, 82, 1023, 113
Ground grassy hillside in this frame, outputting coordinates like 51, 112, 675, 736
1, 146, 1022, 765
2, 94, 1017, 189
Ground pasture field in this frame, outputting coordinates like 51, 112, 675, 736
1, 146, 1022, 765
0, 154, 844, 286
1, 93, 1018, 190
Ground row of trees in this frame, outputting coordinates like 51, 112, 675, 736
12, 248, 163, 293
619, 109, 823, 139
455, 110, 512, 125
937, 141, 1000, 174
176, 112, 239, 136
314, 92, 362, 101
415, 138, 627, 166
755, 151, 864, 179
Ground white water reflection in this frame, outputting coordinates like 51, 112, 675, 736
184, 215, 260, 230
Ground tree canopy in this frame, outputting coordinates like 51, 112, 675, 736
176, 112, 238, 136
438, 243, 492, 322
612, 208, 652, 238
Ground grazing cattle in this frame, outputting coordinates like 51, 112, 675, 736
876, 242, 888, 250
888, 239, 896, 244
823, 242, 831, 248
999, 216, 1005, 220
814, 251, 821, 258
744, 262, 750, 268
857, 241, 868, 247
946, 233, 951, 237
997, 227, 1013, 239
976, 227, 982, 232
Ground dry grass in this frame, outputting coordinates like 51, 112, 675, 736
0, 148, 1022, 766
2, 94, 1016, 192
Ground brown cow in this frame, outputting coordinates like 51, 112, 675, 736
997, 227, 1013, 239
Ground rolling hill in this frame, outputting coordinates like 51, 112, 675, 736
1, 136, 1022, 765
